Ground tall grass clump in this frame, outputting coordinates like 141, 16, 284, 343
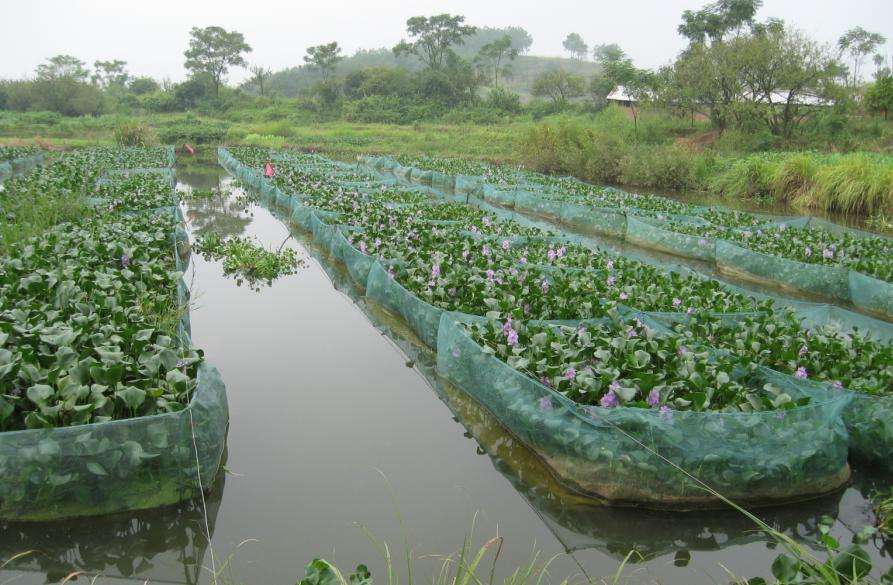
770, 153, 819, 203
804, 153, 893, 215
113, 121, 157, 147
520, 120, 626, 184
707, 154, 778, 201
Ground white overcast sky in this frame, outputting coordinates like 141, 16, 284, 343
1, 0, 891, 84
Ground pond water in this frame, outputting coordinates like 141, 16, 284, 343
1, 158, 891, 585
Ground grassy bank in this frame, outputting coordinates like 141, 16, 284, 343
3, 108, 892, 215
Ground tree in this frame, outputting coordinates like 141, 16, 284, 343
303, 42, 343, 80
838, 27, 886, 87
864, 77, 893, 119
563, 33, 589, 60
248, 65, 272, 96
36, 55, 90, 81
678, 0, 762, 45
531, 69, 585, 104
393, 14, 477, 69
474, 34, 518, 87
873, 53, 890, 80
592, 43, 626, 64
92, 60, 130, 88
129, 76, 160, 95
183, 26, 252, 97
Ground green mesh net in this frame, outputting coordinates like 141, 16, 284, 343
222, 148, 890, 491
0, 158, 227, 521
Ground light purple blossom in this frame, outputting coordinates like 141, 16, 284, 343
627, 328, 637, 338
804, 247, 812, 257
519, 256, 527, 264
672, 298, 682, 308
431, 264, 440, 278
501, 239, 510, 251
565, 367, 576, 380
698, 238, 708, 247
359, 241, 367, 254
619, 291, 629, 300
600, 389, 619, 408
483, 216, 492, 227
538, 396, 553, 411
539, 376, 552, 388
832, 380, 844, 391
507, 329, 519, 346
659, 405, 673, 421
557, 246, 566, 258
822, 248, 834, 259
540, 280, 549, 293
120, 254, 131, 267
462, 249, 469, 260
799, 345, 808, 356
794, 366, 808, 379
606, 260, 614, 270
451, 346, 461, 358
547, 249, 557, 262
647, 389, 660, 407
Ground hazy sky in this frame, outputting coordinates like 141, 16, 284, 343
2, 0, 891, 84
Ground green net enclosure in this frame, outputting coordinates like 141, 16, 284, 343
0, 156, 227, 521
626, 216, 716, 263
436, 313, 851, 508
225, 148, 891, 478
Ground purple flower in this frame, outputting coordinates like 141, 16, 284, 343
822, 248, 834, 259
120, 254, 131, 267
462, 249, 470, 260
539, 376, 552, 388
565, 367, 576, 380
482, 245, 491, 257
451, 346, 461, 358
359, 241, 367, 254
470, 225, 479, 234
431, 264, 440, 278
519, 256, 527, 264
677, 345, 688, 356
600, 390, 619, 408
507, 329, 519, 346
804, 246, 812, 257
540, 280, 549, 293
672, 298, 682, 308
387, 268, 395, 280
698, 238, 708, 247
659, 405, 673, 421
647, 389, 660, 407
606, 260, 614, 270
547, 249, 557, 262
557, 246, 566, 258
606, 275, 616, 286
538, 396, 553, 411
502, 320, 513, 335
794, 366, 808, 379
776, 410, 786, 420
627, 328, 637, 338
619, 291, 629, 300
486, 269, 495, 281
483, 216, 492, 227
501, 239, 510, 251
832, 380, 844, 391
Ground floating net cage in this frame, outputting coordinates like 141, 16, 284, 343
0, 161, 228, 522
219, 148, 893, 506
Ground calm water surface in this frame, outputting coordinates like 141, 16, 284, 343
1, 159, 890, 585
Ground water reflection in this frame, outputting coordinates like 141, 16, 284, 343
0, 472, 225, 584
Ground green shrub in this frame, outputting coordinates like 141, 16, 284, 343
156, 116, 228, 144
620, 144, 700, 191
241, 133, 287, 148
113, 121, 157, 147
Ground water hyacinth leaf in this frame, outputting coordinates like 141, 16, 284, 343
26, 384, 54, 406
770, 554, 800, 582
116, 386, 146, 411
831, 545, 871, 580
86, 462, 108, 476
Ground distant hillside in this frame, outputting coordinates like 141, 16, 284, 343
255, 27, 602, 99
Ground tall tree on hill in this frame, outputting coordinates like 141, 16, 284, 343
838, 27, 887, 87
678, 0, 763, 45
183, 26, 252, 97
563, 33, 589, 60
474, 34, 519, 87
393, 14, 477, 69
249, 65, 272, 96
303, 42, 343, 80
